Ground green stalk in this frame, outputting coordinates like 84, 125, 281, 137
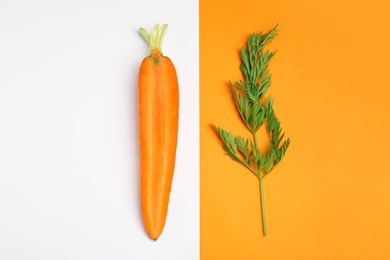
139, 24, 168, 55
253, 130, 267, 236
259, 176, 267, 236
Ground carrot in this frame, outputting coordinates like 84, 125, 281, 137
138, 24, 179, 240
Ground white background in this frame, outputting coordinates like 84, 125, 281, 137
0, 0, 199, 259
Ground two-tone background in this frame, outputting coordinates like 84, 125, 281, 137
1, 0, 390, 259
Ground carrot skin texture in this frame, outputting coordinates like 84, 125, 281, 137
138, 49, 179, 240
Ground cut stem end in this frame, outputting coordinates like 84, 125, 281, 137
139, 23, 168, 55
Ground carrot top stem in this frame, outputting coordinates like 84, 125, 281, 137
139, 24, 168, 55
213, 24, 291, 237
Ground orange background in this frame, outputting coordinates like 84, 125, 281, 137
200, 0, 390, 259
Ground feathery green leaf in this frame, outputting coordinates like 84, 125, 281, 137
212, 24, 290, 236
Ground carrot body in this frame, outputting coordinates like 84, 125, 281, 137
138, 24, 179, 240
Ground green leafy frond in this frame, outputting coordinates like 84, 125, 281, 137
216, 24, 290, 179
230, 24, 282, 135
212, 24, 289, 237
213, 125, 259, 177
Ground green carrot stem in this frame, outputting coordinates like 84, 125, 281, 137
259, 176, 267, 236
253, 131, 267, 236
139, 24, 168, 55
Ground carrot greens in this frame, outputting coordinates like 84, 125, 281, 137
213, 24, 290, 236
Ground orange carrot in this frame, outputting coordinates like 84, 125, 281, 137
138, 24, 179, 240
